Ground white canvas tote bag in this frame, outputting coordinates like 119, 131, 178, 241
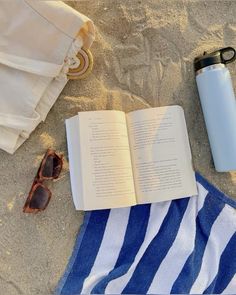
0, 0, 94, 154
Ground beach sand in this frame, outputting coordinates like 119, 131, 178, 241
0, 0, 236, 293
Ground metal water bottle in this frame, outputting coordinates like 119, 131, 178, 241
194, 47, 236, 172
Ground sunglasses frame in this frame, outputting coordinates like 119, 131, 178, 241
23, 149, 63, 213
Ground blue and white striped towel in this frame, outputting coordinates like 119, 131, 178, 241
56, 173, 236, 294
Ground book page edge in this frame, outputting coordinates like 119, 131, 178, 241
65, 115, 84, 210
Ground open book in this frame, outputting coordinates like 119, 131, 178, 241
66, 106, 197, 210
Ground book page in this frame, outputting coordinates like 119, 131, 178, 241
66, 115, 84, 210
126, 106, 197, 204
78, 110, 136, 210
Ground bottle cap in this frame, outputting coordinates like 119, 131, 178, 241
194, 47, 236, 72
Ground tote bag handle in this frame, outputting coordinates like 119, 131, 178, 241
0, 51, 63, 77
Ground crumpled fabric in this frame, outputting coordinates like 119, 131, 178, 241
0, 0, 94, 154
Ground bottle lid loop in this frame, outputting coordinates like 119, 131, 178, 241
219, 47, 236, 64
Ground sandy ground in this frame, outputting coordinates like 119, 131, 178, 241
0, 0, 236, 294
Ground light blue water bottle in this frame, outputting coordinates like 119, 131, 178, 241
194, 47, 236, 172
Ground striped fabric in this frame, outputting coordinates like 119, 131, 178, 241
56, 173, 236, 294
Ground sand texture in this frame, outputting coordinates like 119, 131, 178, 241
0, 0, 236, 293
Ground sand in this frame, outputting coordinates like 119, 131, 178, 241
0, 0, 236, 293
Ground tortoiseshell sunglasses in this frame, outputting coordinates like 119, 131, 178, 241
23, 149, 63, 213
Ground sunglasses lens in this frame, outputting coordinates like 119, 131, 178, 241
29, 185, 50, 210
42, 154, 62, 178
